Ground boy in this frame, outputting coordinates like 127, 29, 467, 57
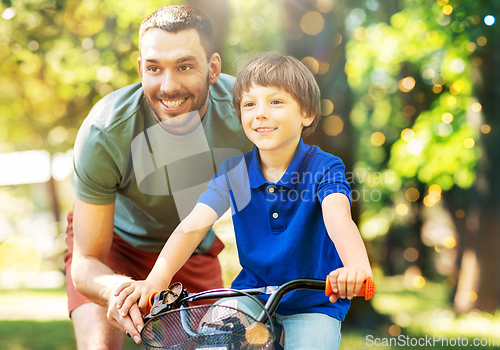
114, 53, 372, 349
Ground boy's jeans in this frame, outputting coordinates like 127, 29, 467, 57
216, 296, 342, 350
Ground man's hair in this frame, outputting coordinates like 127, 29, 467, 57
139, 5, 214, 60
233, 53, 321, 137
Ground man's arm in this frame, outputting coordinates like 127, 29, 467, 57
71, 197, 143, 342
322, 193, 372, 301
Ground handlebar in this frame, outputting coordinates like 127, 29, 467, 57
144, 277, 375, 323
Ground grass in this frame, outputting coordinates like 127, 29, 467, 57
0, 320, 76, 350
0, 320, 146, 350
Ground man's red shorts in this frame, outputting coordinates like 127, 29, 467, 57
64, 211, 224, 315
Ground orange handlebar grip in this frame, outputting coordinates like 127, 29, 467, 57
325, 276, 376, 300
148, 292, 159, 313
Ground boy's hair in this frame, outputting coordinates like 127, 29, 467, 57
233, 53, 321, 137
139, 5, 214, 61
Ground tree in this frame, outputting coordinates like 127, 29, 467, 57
344, 0, 500, 312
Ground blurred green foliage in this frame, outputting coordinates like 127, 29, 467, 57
346, 0, 484, 237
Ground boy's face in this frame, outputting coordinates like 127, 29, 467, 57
240, 85, 314, 155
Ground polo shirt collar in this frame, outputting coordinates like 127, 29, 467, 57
248, 138, 310, 190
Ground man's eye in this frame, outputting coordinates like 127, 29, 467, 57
179, 66, 192, 71
148, 67, 160, 73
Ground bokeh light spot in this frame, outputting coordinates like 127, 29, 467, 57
484, 15, 495, 26
403, 105, 416, 117
389, 325, 401, 336
423, 195, 437, 207
455, 209, 466, 219
405, 188, 420, 202
300, 11, 325, 35
396, 203, 409, 216
466, 42, 477, 52
398, 77, 416, 92
443, 236, 456, 249
317, 0, 334, 13
432, 85, 443, 94
442, 112, 453, 123
467, 291, 478, 302
321, 99, 334, 116
97, 66, 113, 83
370, 132, 386, 146
480, 124, 491, 134
477, 36, 487, 46
429, 184, 442, 197
464, 138, 475, 148
401, 128, 415, 142
301, 56, 319, 75
447, 95, 457, 106
413, 275, 426, 288
442, 5, 453, 15
1, 8, 16, 20
404, 247, 419, 262
449, 81, 463, 95
323, 115, 344, 136
317, 62, 330, 75
471, 102, 482, 112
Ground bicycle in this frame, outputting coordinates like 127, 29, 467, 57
137, 276, 376, 350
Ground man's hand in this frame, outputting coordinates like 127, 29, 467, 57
327, 267, 371, 303
106, 282, 145, 344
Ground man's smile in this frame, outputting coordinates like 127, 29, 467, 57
160, 98, 187, 110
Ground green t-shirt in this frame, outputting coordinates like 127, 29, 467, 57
71, 74, 253, 252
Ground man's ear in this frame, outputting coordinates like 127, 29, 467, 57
208, 53, 222, 85
137, 56, 143, 80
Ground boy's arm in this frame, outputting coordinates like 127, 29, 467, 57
112, 203, 219, 315
322, 193, 372, 301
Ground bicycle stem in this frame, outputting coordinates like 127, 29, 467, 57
256, 279, 326, 324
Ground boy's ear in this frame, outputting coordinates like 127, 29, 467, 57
302, 112, 315, 127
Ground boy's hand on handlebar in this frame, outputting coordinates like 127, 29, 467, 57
328, 267, 371, 303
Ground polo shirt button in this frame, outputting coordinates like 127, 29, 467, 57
268, 187, 275, 193
272, 212, 279, 219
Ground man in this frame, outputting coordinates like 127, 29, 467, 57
65, 5, 252, 349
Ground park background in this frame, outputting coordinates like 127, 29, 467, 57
1, 0, 500, 348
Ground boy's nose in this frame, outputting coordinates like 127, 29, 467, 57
255, 105, 267, 120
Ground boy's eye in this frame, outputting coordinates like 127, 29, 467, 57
271, 100, 283, 105
243, 101, 255, 108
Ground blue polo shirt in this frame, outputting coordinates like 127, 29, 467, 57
198, 139, 352, 321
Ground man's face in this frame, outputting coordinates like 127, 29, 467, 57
137, 28, 220, 134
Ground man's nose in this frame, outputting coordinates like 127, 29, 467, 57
161, 71, 181, 94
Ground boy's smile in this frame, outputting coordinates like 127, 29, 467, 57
240, 85, 313, 161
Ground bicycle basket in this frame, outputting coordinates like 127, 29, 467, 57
141, 304, 275, 350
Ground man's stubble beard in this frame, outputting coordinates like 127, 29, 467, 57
146, 74, 211, 135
